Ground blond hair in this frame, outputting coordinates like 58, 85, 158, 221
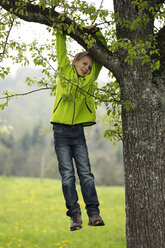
74, 51, 94, 62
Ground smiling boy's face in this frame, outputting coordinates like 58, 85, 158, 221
72, 55, 93, 77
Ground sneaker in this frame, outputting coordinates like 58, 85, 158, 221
88, 214, 105, 226
70, 211, 82, 231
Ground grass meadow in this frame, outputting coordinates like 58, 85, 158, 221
0, 177, 126, 248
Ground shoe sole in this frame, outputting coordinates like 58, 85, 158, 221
88, 220, 105, 226
70, 225, 82, 231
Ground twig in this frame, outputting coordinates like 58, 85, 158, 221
92, 0, 104, 24
31, 50, 121, 104
0, 51, 119, 105
0, 18, 14, 62
0, 87, 51, 100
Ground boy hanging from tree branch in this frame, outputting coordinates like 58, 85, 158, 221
51, 23, 106, 231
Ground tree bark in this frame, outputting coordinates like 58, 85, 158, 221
121, 63, 165, 248
114, 1, 165, 247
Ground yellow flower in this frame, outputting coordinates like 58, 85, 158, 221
62, 240, 68, 243
6, 242, 12, 247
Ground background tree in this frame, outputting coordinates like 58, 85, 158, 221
0, 0, 165, 247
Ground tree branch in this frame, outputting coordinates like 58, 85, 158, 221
33, 53, 121, 104
0, 87, 51, 101
0, 18, 14, 62
91, 0, 104, 24
0, 0, 123, 82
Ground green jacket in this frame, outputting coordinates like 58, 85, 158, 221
50, 30, 105, 126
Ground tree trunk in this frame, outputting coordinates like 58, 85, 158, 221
121, 62, 165, 248
113, 1, 165, 246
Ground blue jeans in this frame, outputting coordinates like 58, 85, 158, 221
53, 123, 100, 217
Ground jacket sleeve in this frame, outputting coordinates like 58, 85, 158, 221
56, 31, 70, 69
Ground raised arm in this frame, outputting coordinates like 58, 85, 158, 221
56, 31, 70, 70
86, 25, 107, 80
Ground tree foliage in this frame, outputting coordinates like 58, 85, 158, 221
0, 0, 165, 143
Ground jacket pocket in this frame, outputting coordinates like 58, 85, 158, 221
53, 97, 62, 113
85, 100, 92, 113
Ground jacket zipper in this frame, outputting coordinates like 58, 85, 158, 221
72, 88, 79, 125
72, 79, 79, 125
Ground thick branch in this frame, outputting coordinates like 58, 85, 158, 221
0, 0, 123, 82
